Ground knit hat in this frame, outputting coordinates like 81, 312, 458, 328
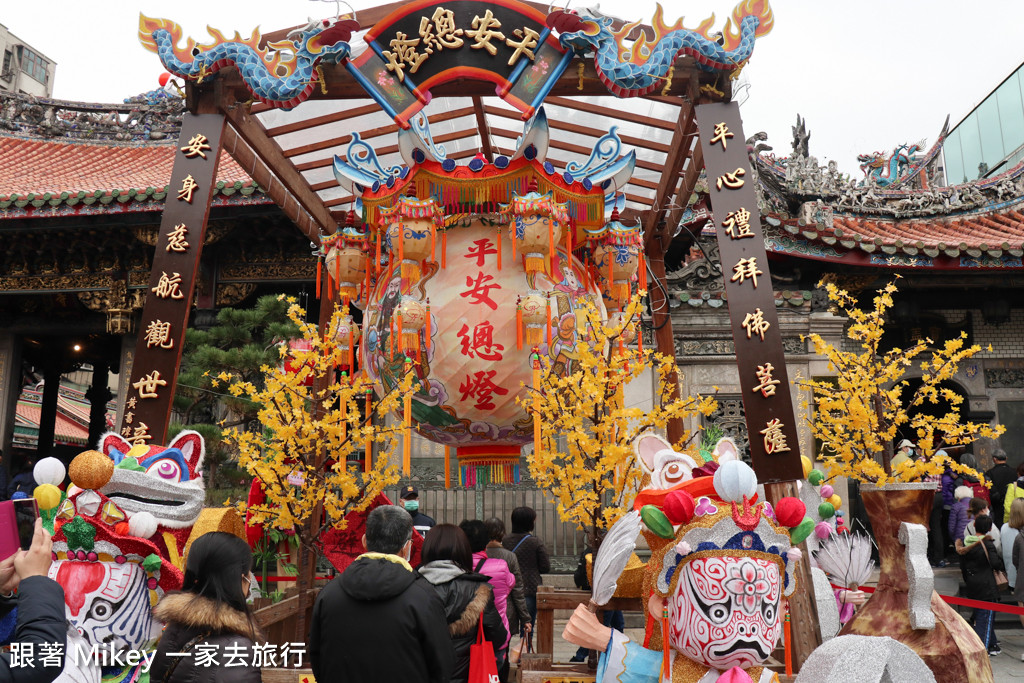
954, 485, 973, 501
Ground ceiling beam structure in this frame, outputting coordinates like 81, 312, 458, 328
643, 95, 697, 245
473, 97, 495, 163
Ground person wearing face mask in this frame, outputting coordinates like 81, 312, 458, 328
400, 485, 436, 536
310, 505, 453, 683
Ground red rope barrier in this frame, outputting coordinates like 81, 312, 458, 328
831, 583, 1024, 616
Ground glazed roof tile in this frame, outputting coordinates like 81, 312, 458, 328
15, 402, 89, 446
0, 137, 259, 208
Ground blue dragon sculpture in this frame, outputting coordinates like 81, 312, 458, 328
546, 0, 773, 98
858, 143, 922, 187
139, 14, 359, 110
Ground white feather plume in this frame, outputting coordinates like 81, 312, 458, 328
591, 510, 642, 606
812, 530, 875, 589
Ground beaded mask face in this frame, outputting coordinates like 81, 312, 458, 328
668, 555, 783, 670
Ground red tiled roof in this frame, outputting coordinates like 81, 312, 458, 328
15, 402, 89, 446
0, 137, 254, 201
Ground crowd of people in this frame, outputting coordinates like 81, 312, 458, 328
9, 445, 1024, 681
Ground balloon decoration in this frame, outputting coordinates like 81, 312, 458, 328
33, 483, 61, 511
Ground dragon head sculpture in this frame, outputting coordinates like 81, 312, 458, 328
546, 10, 611, 53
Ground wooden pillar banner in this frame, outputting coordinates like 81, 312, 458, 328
120, 113, 226, 446
694, 102, 802, 483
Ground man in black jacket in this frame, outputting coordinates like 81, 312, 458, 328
986, 449, 1015, 527
1, 518, 67, 683
310, 505, 453, 683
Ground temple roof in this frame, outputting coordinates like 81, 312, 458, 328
0, 137, 265, 217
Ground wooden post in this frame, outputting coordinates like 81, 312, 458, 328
764, 481, 822, 671
121, 112, 226, 445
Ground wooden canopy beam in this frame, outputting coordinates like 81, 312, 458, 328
263, 102, 381, 136
643, 97, 696, 241
220, 101, 337, 240
484, 104, 672, 154
473, 97, 494, 163
544, 96, 679, 131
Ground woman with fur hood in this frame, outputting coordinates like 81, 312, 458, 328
150, 532, 263, 683
418, 524, 507, 683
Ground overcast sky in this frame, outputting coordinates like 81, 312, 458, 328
4, 1, 1022, 176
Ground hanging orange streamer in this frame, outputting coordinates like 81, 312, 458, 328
441, 230, 447, 268
784, 611, 793, 677
364, 390, 372, 474
516, 302, 523, 350
545, 301, 552, 348
444, 446, 451, 489
639, 252, 647, 291
375, 230, 382, 275
403, 359, 412, 476
532, 357, 541, 459
662, 605, 671, 679
425, 301, 432, 352
496, 229, 502, 271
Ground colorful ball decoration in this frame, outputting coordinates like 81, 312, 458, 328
818, 502, 835, 519
814, 521, 833, 539
712, 460, 758, 503
68, 450, 114, 490
774, 497, 806, 528
158, 72, 171, 87
801, 455, 812, 478
808, 469, 825, 486
820, 484, 834, 499
33, 457, 66, 486
128, 511, 159, 539
791, 517, 815, 544
663, 489, 696, 525
828, 493, 842, 510
362, 217, 604, 484
33, 484, 61, 511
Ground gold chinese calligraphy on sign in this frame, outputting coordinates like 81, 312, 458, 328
741, 308, 770, 341
730, 257, 763, 288
751, 363, 780, 398
177, 175, 199, 203
710, 122, 734, 149
152, 271, 185, 299
180, 134, 212, 159
715, 168, 746, 191
760, 418, 791, 454
722, 208, 754, 239
132, 370, 167, 399
144, 320, 174, 349
166, 224, 189, 252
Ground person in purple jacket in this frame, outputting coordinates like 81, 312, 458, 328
949, 486, 974, 543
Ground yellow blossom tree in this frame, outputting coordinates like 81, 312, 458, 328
212, 297, 417, 552
518, 291, 717, 550
799, 279, 1004, 485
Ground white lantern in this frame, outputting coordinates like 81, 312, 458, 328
33, 457, 66, 486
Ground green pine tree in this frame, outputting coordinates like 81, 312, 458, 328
172, 294, 299, 501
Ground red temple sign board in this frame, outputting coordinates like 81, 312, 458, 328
695, 102, 803, 482
120, 113, 226, 446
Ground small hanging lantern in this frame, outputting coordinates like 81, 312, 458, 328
379, 187, 444, 284
397, 297, 427, 360
500, 177, 569, 276
518, 292, 550, 347
281, 339, 315, 387
335, 314, 362, 369
593, 207, 642, 308
322, 208, 370, 304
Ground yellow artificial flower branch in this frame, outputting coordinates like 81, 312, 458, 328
798, 280, 1004, 486
518, 291, 717, 546
213, 298, 417, 551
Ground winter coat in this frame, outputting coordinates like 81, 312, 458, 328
949, 499, 971, 541
941, 470, 959, 509
965, 519, 1002, 554
960, 536, 1004, 604
486, 543, 531, 635
986, 463, 1016, 513
1001, 523, 1018, 587
7, 472, 34, 500
0, 576, 66, 683
471, 551, 515, 649
419, 560, 507, 683
310, 553, 454, 683
1004, 478, 1024, 520
150, 593, 262, 683
1013, 529, 1024, 603
0, 464, 9, 502
502, 533, 550, 597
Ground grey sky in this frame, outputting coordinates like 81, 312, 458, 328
4, 1, 1022, 176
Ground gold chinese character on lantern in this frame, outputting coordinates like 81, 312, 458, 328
715, 168, 746, 190
742, 308, 770, 341
505, 27, 539, 66
382, 32, 430, 80
466, 10, 506, 56
710, 122, 734, 149
131, 422, 153, 446
177, 174, 199, 203
760, 418, 791, 454
722, 208, 754, 239
730, 257, 763, 288
166, 224, 189, 252
751, 362, 781, 398
133, 371, 167, 399
419, 7, 464, 52
180, 133, 212, 159
144, 320, 174, 349
152, 271, 185, 299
